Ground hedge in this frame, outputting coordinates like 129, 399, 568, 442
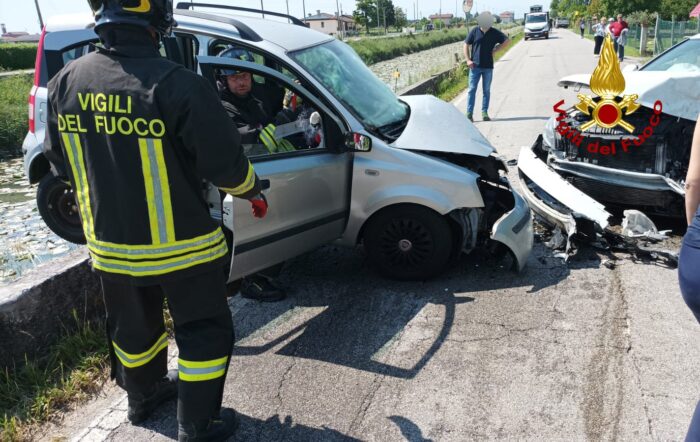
0, 43, 38, 71
0, 74, 32, 156
348, 29, 469, 65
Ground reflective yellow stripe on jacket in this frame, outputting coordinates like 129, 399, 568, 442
113, 332, 168, 368
219, 160, 256, 197
62, 133, 95, 240
178, 356, 228, 382
60, 132, 228, 278
138, 138, 175, 245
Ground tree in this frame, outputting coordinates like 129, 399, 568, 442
377, 0, 396, 31
353, 0, 377, 33
550, 0, 560, 18
394, 6, 407, 30
659, 0, 697, 19
586, 0, 604, 18
599, 0, 656, 16
628, 10, 655, 55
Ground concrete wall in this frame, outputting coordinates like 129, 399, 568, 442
398, 62, 463, 96
0, 249, 103, 369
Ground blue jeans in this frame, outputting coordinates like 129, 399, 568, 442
466, 67, 493, 115
679, 208, 700, 439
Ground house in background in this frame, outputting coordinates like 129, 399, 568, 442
302, 10, 357, 36
0, 24, 40, 43
428, 13, 454, 27
499, 11, 515, 23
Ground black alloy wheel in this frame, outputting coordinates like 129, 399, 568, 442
36, 174, 86, 244
364, 205, 453, 280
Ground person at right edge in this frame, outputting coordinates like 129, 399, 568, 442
679, 112, 700, 441
44, 1, 267, 440
463, 11, 508, 123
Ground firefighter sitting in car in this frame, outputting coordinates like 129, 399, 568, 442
217, 47, 321, 157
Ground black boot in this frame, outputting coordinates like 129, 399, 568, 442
127, 369, 178, 424
178, 408, 238, 442
240, 274, 286, 302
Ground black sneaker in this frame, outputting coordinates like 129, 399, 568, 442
178, 408, 238, 442
127, 369, 178, 424
240, 274, 286, 302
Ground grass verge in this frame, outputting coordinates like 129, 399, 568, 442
349, 29, 469, 65
0, 74, 32, 157
435, 32, 524, 103
0, 311, 109, 442
0, 304, 176, 441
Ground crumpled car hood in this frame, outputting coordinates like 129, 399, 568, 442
557, 71, 700, 121
392, 95, 495, 157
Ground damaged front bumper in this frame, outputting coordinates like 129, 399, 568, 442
517, 142, 612, 231
548, 156, 685, 196
489, 188, 534, 272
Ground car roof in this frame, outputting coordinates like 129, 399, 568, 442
44, 10, 332, 52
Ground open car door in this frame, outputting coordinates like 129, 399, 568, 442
197, 57, 354, 281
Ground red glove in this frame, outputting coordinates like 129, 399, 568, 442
249, 194, 268, 219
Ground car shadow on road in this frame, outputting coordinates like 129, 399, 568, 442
228, 241, 590, 379
135, 405, 368, 441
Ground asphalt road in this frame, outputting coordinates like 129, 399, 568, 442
51, 29, 698, 441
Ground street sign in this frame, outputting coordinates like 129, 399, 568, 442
462, 0, 473, 13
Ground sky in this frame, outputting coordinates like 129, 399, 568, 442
0, 0, 538, 34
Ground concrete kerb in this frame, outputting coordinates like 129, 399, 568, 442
0, 248, 103, 369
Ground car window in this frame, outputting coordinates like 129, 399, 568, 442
290, 39, 409, 136
62, 44, 92, 66
642, 39, 700, 73
173, 33, 199, 71
216, 68, 335, 160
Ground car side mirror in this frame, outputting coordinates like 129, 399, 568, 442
346, 133, 372, 152
623, 64, 639, 73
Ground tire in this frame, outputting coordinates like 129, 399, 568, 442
524, 37, 529, 40
36, 174, 86, 244
363, 205, 453, 280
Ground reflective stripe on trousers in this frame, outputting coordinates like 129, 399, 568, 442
178, 356, 229, 382
112, 332, 169, 369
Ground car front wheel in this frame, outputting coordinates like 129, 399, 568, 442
363, 205, 453, 280
37, 174, 86, 244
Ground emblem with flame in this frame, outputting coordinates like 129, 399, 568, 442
575, 35, 640, 133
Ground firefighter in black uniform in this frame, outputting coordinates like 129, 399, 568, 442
217, 47, 289, 302
43, 1, 266, 440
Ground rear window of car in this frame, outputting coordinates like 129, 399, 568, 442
39, 42, 95, 87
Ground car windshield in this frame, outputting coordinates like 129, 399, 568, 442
642, 39, 700, 72
289, 39, 409, 136
526, 15, 546, 23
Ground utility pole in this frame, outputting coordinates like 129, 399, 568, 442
285, 0, 289, 16
260, 0, 264, 18
34, 0, 44, 30
336, 0, 341, 38
302, 0, 306, 20
376, 0, 380, 35
383, 5, 386, 33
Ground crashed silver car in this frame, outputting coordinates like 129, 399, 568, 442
24, 6, 533, 282
519, 34, 700, 229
